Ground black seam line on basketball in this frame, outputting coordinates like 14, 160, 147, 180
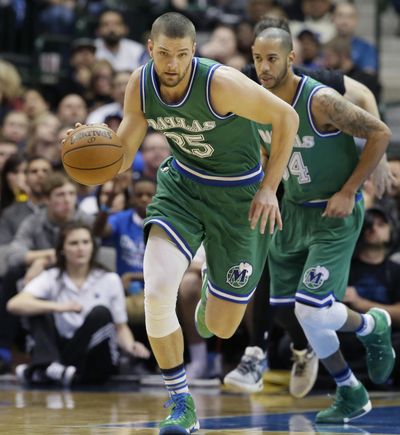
63, 143, 122, 156
64, 156, 123, 170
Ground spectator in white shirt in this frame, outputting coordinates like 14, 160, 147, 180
95, 9, 148, 72
7, 221, 150, 386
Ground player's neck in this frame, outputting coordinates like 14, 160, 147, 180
273, 72, 301, 106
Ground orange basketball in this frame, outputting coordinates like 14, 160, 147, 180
61, 124, 124, 186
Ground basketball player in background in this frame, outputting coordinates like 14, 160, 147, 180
251, 26, 393, 423
64, 12, 298, 434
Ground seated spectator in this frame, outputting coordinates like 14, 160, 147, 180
78, 179, 129, 217
86, 70, 130, 124
0, 156, 52, 247
0, 135, 18, 172
0, 154, 28, 214
133, 130, 171, 181
86, 60, 114, 112
95, 9, 148, 72
37, 0, 76, 36
322, 36, 381, 103
57, 94, 88, 127
199, 23, 247, 69
54, 38, 97, 106
7, 221, 150, 386
340, 207, 400, 386
22, 89, 49, 121
332, 2, 378, 74
290, 0, 336, 44
1, 111, 30, 149
0, 60, 23, 125
296, 29, 323, 70
26, 113, 61, 167
0, 172, 94, 374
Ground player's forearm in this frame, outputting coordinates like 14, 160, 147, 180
341, 130, 391, 195
261, 113, 298, 191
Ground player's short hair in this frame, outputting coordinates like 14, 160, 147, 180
151, 12, 196, 43
254, 16, 291, 37
256, 27, 293, 53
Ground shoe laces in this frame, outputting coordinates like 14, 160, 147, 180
236, 355, 261, 376
163, 394, 188, 419
330, 388, 355, 414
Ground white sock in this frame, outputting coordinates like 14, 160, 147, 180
334, 365, 360, 388
356, 313, 375, 336
46, 362, 66, 381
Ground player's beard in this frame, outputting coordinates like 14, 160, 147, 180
158, 60, 192, 88
259, 60, 290, 91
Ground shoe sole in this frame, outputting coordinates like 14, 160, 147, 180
223, 376, 264, 393
290, 359, 319, 399
369, 308, 396, 384
159, 421, 200, 434
316, 400, 372, 424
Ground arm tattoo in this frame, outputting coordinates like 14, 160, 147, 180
316, 89, 380, 138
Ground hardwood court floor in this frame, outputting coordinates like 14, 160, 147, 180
1, 380, 400, 435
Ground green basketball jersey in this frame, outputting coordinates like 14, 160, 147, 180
140, 57, 262, 180
258, 76, 359, 203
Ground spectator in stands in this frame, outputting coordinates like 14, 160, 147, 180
0, 60, 23, 125
55, 38, 97, 105
22, 89, 49, 121
246, 0, 285, 25
295, 29, 323, 70
7, 221, 150, 387
1, 110, 29, 149
57, 94, 88, 127
290, 0, 336, 44
95, 9, 148, 72
0, 172, 94, 374
0, 156, 52, 246
79, 179, 129, 217
0, 153, 28, 214
0, 135, 18, 172
199, 23, 247, 70
86, 70, 131, 124
332, 2, 378, 74
236, 19, 255, 62
133, 130, 171, 181
37, 0, 76, 36
322, 36, 381, 103
341, 207, 400, 386
86, 59, 114, 112
26, 113, 61, 167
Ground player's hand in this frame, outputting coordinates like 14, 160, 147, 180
371, 157, 393, 199
249, 186, 282, 235
322, 190, 355, 218
61, 123, 109, 145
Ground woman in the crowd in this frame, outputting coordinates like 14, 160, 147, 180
7, 221, 150, 386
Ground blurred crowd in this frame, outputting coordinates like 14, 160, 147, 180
0, 0, 399, 390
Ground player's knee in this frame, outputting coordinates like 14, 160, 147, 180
208, 320, 236, 339
295, 301, 323, 327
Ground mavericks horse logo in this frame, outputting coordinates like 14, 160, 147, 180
303, 266, 330, 289
226, 262, 253, 288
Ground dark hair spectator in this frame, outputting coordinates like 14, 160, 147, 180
0, 153, 28, 213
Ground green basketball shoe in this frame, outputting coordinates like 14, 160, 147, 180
315, 383, 372, 424
194, 269, 213, 339
159, 393, 200, 434
357, 308, 396, 384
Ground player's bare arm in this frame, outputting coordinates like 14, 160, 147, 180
313, 87, 391, 217
211, 66, 299, 234
343, 75, 391, 198
117, 68, 149, 173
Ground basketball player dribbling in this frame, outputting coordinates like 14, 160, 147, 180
64, 12, 298, 434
